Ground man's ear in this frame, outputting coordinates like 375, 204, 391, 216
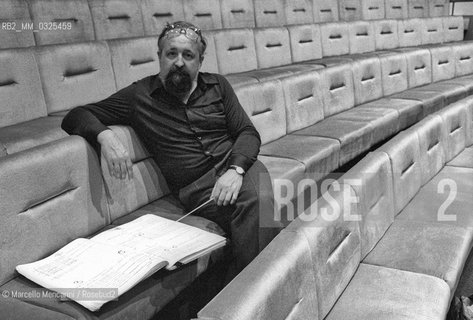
199, 54, 205, 65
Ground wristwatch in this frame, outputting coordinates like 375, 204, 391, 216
229, 165, 245, 175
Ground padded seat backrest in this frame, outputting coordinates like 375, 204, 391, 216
361, 0, 385, 20
108, 36, 160, 90
281, 71, 325, 133
102, 126, 170, 221
35, 41, 116, 114
453, 42, 473, 77
379, 52, 408, 96
320, 64, 355, 117
401, 48, 432, 88
254, 0, 285, 28
348, 21, 375, 54
286, 189, 361, 319
140, 0, 185, 36
408, 0, 428, 18
197, 231, 320, 320
422, 18, 444, 45
430, 46, 455, 82
0, 48, 47, 127
0, 0, 34, 48
385, 0, 408, 19
429, 0, 449, 17
378, 131, 422, 215
398, 18, 423, 47
288, 24, 322, 62
88, 0, 144, 40
443, 16, 464, 43
352, 56, 383, 105
340, 152, 395, 259
320, 22, 349, 57
0, 136, 109, 286
182, 0, 223, 30
406, 115, 447, 185
254, 27, 291, 69
199, 31, 219, 73
213, 28, 257, 74
219, 0, 255, 28
313, 0, 339, 22
338, 0, 362, 21
285, 0, 314, 25
373, 19, 399, 50
29, 0, 94, 45
437, 101, 469, 162
234, 80, 286, 145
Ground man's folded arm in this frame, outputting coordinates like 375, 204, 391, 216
61, 85, 136, 144
218, 75, 261, 172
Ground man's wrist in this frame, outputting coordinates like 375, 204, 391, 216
229, 165, 245, 175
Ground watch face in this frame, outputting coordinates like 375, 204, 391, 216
236, 167, 244, 175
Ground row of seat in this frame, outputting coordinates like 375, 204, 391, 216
198, 96, 473, 320
0, 127, 226, 319
0, 16, 464, 138
0, 0, 452, 49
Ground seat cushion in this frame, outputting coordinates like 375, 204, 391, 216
446, 75, 473, 95
0, 116, 67, 155
359, 98, 423, 130
390, 89, 445, 118
258, 155, 306, 188
363, 219, 473, 293
413, 82, 467, 106
397, 166, 473, 227
292, 118, 375, 166
260, 135, 340, 181
325, 263, 451, 320
329, 106, 400, 145
448, 147, 473, 169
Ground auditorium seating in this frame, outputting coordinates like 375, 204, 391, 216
2, 0, 473, 318
197, 96, 473, 320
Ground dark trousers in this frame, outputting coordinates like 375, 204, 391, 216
178, 160, 281, 275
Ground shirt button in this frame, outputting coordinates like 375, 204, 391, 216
197, 136, 202, 140
204, 151, 211, 156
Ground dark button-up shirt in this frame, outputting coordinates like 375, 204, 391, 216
61, 72, 261, 191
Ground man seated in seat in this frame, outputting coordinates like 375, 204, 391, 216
61, 21, 279, 279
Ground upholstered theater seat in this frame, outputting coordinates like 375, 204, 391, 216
0, 0, 34, 49
0, 117, 66, 155
348, 20, 376, 54
140, 0, 185, 35
253, 0, 285, 28
391, 90, 445, 118
408, 0, 428, 18
219, 0, 255, 28
398, 18, 423, 47
325, 263, 451, 320
385, 0, 408, 19
448, 147, 473, 168
108, 36, 160, 90
197, 231, 320, 320
28, 0, 94, 45
320, 22, 350, 57
260, 135, 340, 181
414, 82, 467, 106
363, 219, 473, 293
88, 0, 145, 40
35, 41, 116, 115
313, 0, 339, 23
287, 24, 323, 62
182, 0, 222, 30
359, 98, 423, 130
338, 0, 362, 21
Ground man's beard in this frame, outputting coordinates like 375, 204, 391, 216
164, 68, 192, 99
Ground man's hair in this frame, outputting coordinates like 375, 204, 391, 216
157, 21, 207, 59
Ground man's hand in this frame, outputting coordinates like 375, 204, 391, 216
97, 130, 133, 180
211, 169, 243, 206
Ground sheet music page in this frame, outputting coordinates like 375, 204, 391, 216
91, 214, 226, 268
16, 238, 167, 311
